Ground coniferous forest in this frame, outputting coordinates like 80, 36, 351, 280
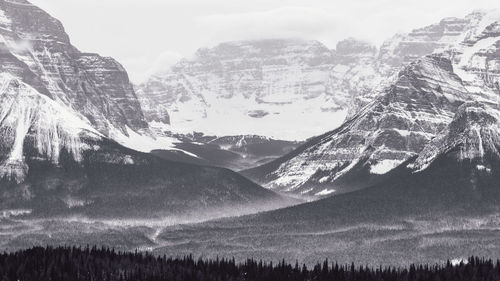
0, 247, 498, 281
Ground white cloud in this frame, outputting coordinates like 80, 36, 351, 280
121, 51, 182, 84
0, 39, 33, 53
196, 7, 339, 45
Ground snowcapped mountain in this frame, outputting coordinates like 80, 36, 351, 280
0, 0, 294, 218
449, 10, 500, 97
243, 55, 471, 196
136, 38, 381, 140
0, 0, 148, 135
244, 10, 500, 198
378, 14, 477, 72
0, 0, 182, 183
348, 10, 497, 116
136, 12, 498, 142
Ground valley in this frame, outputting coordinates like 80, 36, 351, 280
0, 0, 500, 270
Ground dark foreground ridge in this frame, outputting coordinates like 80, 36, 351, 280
0, 247, 498, 281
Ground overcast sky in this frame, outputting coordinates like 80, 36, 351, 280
30, 0, 499, 83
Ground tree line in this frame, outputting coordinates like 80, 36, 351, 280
0, 246, 498, 281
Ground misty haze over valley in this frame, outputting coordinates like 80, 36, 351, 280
1, 0, 500, 278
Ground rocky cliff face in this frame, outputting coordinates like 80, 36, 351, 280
348, 11, 490, 114
242, 10, 500, 198
0, 0, 188, 185
0, 0, 148, 135
136, 12, 498, 141
0, 73, 101, 183
243, 55, 471, 196
0, 0, 168, 183
0, 72, 290, 218
409, 101, 500, 172
378, 16, 475, 72
135, 9, 500, 137
136, 38, 381, 140
0, 1, 293, 220
448, 10, 500, 97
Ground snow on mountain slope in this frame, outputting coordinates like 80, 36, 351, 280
0, 73, 101, 182
243, 55, 471, 196
136, 38, 381, 140
0, 0, 148, 135
448, 10, 500, 98
348, 11, 497, 114
376, 9, 500, 101
424, 9, 500, 163
136, 12, 497, 141
0, 0, 199, 184
242, 10, 500, 198
0, 0, 188, 157
341, 16, 472, 116
0, 1, 302, 223
0, 73, 294, 218
409, 101, 500, 172
0, 73, 293, 219
378, 15, 477, 72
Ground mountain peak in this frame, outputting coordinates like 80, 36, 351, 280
243, 53, 470, 197
0, 0, 150, 136
0, 0, 72, 47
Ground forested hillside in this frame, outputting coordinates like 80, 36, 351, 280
0, 247, 498, 281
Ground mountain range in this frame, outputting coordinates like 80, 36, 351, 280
135, 11, 494, 141
0, 0, 293, 221
243, 10, 500, 197
1, 0, 500, 266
